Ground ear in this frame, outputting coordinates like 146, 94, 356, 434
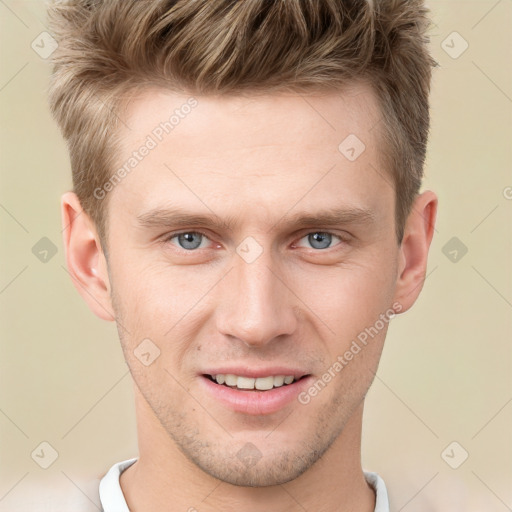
392, 190, 438, 314
61, 191, 115, 321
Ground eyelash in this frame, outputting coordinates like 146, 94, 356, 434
169, 230, 211, 246
164, 230, 348, 251
293, 231, 347, 250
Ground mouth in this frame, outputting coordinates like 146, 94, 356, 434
199, 372, 313, 415
203, 373, 309, 391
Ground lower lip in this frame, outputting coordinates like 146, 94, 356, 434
199, 375, 313, 415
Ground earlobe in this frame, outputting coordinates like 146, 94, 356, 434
61, 191, 115, 322
392, 190, 438, 314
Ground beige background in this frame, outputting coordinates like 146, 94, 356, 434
1, 1, 511, 510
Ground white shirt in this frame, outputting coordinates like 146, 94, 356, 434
99, 458, 390, 512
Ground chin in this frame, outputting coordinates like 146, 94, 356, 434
198, 455, 312, 487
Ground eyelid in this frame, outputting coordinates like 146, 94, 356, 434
162, 229, 216, 249
295, 229, 347, 241
161, 228, 230, 257
291, 231, 351, 251
165, 229, 211, 240
161, 229, 350, 251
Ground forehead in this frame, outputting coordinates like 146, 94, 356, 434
108, 83, 392, 227
120, 83, 382, 155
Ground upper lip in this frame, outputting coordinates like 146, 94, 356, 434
201, 367, 310, 379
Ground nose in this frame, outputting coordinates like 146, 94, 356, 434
216, 248, 298, 348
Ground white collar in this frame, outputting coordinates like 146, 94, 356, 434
99, 458, 389, 511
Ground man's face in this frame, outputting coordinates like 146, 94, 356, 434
104, 85, 401, 486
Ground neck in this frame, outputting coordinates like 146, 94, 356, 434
120, 385, 375, 512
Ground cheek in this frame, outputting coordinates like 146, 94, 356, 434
109, 258, 219, 370
112, 256, 202, 321
293, 256, 396, 335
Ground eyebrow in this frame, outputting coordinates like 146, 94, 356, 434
136, 207, 238, 231
275, 206, 376, 231
136, 205, 376, 232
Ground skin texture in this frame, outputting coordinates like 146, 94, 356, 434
61, 84, 437, 512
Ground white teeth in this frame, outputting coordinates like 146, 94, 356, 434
255, 376, 274, 390
224, 374, 238, 386
237, 376, 255, 389
273, 375, 285, 387
213, 374, 297, 390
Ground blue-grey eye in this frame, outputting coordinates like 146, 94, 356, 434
307, 232, 333, 249
175, 232, 204, 250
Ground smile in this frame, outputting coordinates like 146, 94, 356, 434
206, 374, 300, 391
200, 373, 313, 415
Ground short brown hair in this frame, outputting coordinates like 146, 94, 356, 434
47, 0, 437, 245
